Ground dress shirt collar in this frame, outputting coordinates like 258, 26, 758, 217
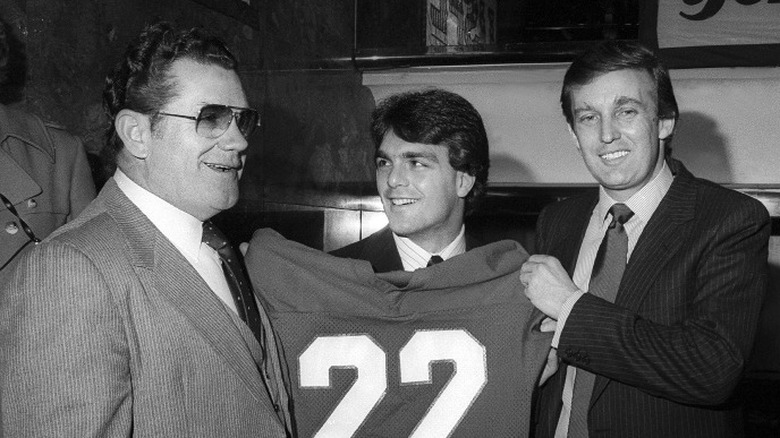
393, 225, 467, 271
114, 169, 203, 262
596, 159, 674, 226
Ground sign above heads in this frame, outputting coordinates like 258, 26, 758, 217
641, 0, 780, 67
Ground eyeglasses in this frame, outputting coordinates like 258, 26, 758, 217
157, 104, 260, 139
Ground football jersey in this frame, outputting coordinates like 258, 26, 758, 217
246, 229, 551, 438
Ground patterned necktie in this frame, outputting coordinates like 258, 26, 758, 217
427, 255, 444, 267
202, 221, 267, 356
568, 203, 634, 438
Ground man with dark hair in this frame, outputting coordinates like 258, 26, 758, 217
1, 22, 292, 437
0, 19, 95, 276
521, 40, 770, 437
332, 87, 490, 271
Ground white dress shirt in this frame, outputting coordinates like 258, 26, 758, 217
392, 225, 467, 271
114, 169, 237, 314
553, 161, 674, 437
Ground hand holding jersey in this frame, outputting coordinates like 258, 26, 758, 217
246, 229, 552, 437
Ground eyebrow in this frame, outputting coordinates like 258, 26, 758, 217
573, 96, 647, 114
614, 96, 646, 108
375, 150, 440, 162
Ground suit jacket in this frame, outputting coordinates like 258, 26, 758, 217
533, 159, 770, 437
0, 179, 291, 437
330, 226, 483, 273
0, 104, 96, 272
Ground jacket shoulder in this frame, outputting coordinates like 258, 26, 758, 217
330, 228, 391, 259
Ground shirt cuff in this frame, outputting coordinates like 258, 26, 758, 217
551, 289, 585, 348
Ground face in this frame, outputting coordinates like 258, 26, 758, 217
144, 59, 250, 220
568, 69, 675, 201
375, 132, 475, 253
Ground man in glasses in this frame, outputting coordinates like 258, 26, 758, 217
1, 22, 292, 437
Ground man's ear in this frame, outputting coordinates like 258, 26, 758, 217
658, 117, 676, 141
456, 171, 476, 198
115, 109, 152, 159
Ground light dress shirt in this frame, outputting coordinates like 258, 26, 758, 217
392, 225, 467, 271
553, 161, 674, 437
114, 169, 237, 314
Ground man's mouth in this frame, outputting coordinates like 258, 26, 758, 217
600, 150, 629, 161
205, 162, 240, 172
390, 198, 418, 206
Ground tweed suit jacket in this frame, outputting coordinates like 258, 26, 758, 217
0, 179, 291, 437
0, 104, 95, 273
330, 226, 483, 273
533, 159, 770, 438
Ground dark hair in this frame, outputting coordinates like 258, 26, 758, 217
102, 21, 238, 165
371, 88, 490, 212
561, 40, 678, 128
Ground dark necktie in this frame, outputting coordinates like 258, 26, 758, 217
202, 221, 267, 355
568, 203, 634, 438
427, 255, 444, 267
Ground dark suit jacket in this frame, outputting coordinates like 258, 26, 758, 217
533, 159, 770, 437
330, 226, 482, 273
0, 104, 95, 272
0, 179, 291, 437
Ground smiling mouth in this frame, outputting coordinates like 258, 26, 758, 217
600, 150, 629, 161
389, 198, 418, 206
205, 163, 240, 172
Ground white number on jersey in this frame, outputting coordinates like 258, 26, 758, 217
299, 329, 487, 438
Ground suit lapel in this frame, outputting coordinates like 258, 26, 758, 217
364, 227, 404, 273
553, 195, 597, 275
0, 148, 42, 203
590, 161, 697, 404
103, 183, 273, 407
616, 162, 697, 311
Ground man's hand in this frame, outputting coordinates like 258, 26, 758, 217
520, 255, 579, 320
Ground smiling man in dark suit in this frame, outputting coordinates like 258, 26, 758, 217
331, 88, 489, 272
520, 40, 770, 437
0, 22, 291, 437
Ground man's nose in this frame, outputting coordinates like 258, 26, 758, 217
387, 165, 408, 187
219, 119, 249, 152
600, 118, 621, 144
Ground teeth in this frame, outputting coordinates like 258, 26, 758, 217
601, 150, 628, 160
205, 163, 234, 172
391, 198, 417, 206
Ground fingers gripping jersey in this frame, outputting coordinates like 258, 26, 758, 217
246, 229, 551, 438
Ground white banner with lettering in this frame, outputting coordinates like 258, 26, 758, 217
658, 0, 780, 49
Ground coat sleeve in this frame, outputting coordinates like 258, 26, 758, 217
558, 199, 770, 405
0, 241, 132, 437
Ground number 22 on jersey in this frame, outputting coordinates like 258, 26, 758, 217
299, 329, 487, 438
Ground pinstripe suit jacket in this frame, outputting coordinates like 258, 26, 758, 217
0, 179, 291, 437
330, 226, 483, 273
533, 159, 770, 438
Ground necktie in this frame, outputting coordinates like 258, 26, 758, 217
427, 255, 444, 267
202, 221, 267, 355
568, 203, 634, 438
